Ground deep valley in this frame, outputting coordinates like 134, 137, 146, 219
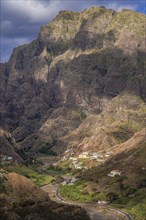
0, 6, 146, 220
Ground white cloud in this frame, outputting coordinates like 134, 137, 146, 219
2, 0, 62, 23
106, 2, 137, 12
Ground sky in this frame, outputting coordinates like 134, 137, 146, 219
0, 0, 146, 62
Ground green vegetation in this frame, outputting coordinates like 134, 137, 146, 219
130, 200, 146, 220
47, 165, 65, 175
80, 111, 87, 120
1, 164, 54, 187
110, 125, 134, 143
60, 178, 146, 220
0, 174, 6, 193
111, 188, 146, 220
60, 180, 93, 202
60, 175, 107, 203
39, 143, 57, 156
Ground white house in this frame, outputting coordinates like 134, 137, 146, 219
105, 153, 111, 158
78, 152, 89, 159
65, 149, 70, 153
98, 201, 108, 205
62, 180, 68, 186
108, 170, 121, 177
90, 155, 98, 160
76, 166, 83, 170
61, 156, 68, 162
70, 157, 74, 160
90, 152, 104, 160
8, 156, 13, 160
53, 163, 58, 166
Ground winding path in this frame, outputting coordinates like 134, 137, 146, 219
41, 184, 133, 220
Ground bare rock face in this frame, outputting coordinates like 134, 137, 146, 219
0, 7, 146, 158
0, 128, 22, 162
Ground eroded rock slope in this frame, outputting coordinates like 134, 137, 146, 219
0, 7, 145, 158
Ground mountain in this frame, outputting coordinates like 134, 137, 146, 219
0, 172, 89, 220
0, 6, 145, 161
0, 6, 146, 220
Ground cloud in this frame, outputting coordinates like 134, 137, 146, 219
1, 0, 84, 39
1, 20, 13, 29
79, 0, 144, 12
106, 2, 137, 11
0, 37, 31, 63
1, 0, 58, 23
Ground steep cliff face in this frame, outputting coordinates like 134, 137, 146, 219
0, 128, 22, 162
0, 7, 145, 158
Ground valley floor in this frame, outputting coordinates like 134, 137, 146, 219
41, 184, 132, 220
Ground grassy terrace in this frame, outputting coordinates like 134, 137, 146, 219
60, 179, 108, 202
0, 164, 54, 187
60, 180, 92, 202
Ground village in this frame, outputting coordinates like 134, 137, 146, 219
58, 150, 113, 170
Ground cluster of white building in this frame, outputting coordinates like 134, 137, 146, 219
71, 157, 88, 170
60, 150, 112, 170
52, 148, 115, 171
78, 151, 108, 161
1, 155, 13, 165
